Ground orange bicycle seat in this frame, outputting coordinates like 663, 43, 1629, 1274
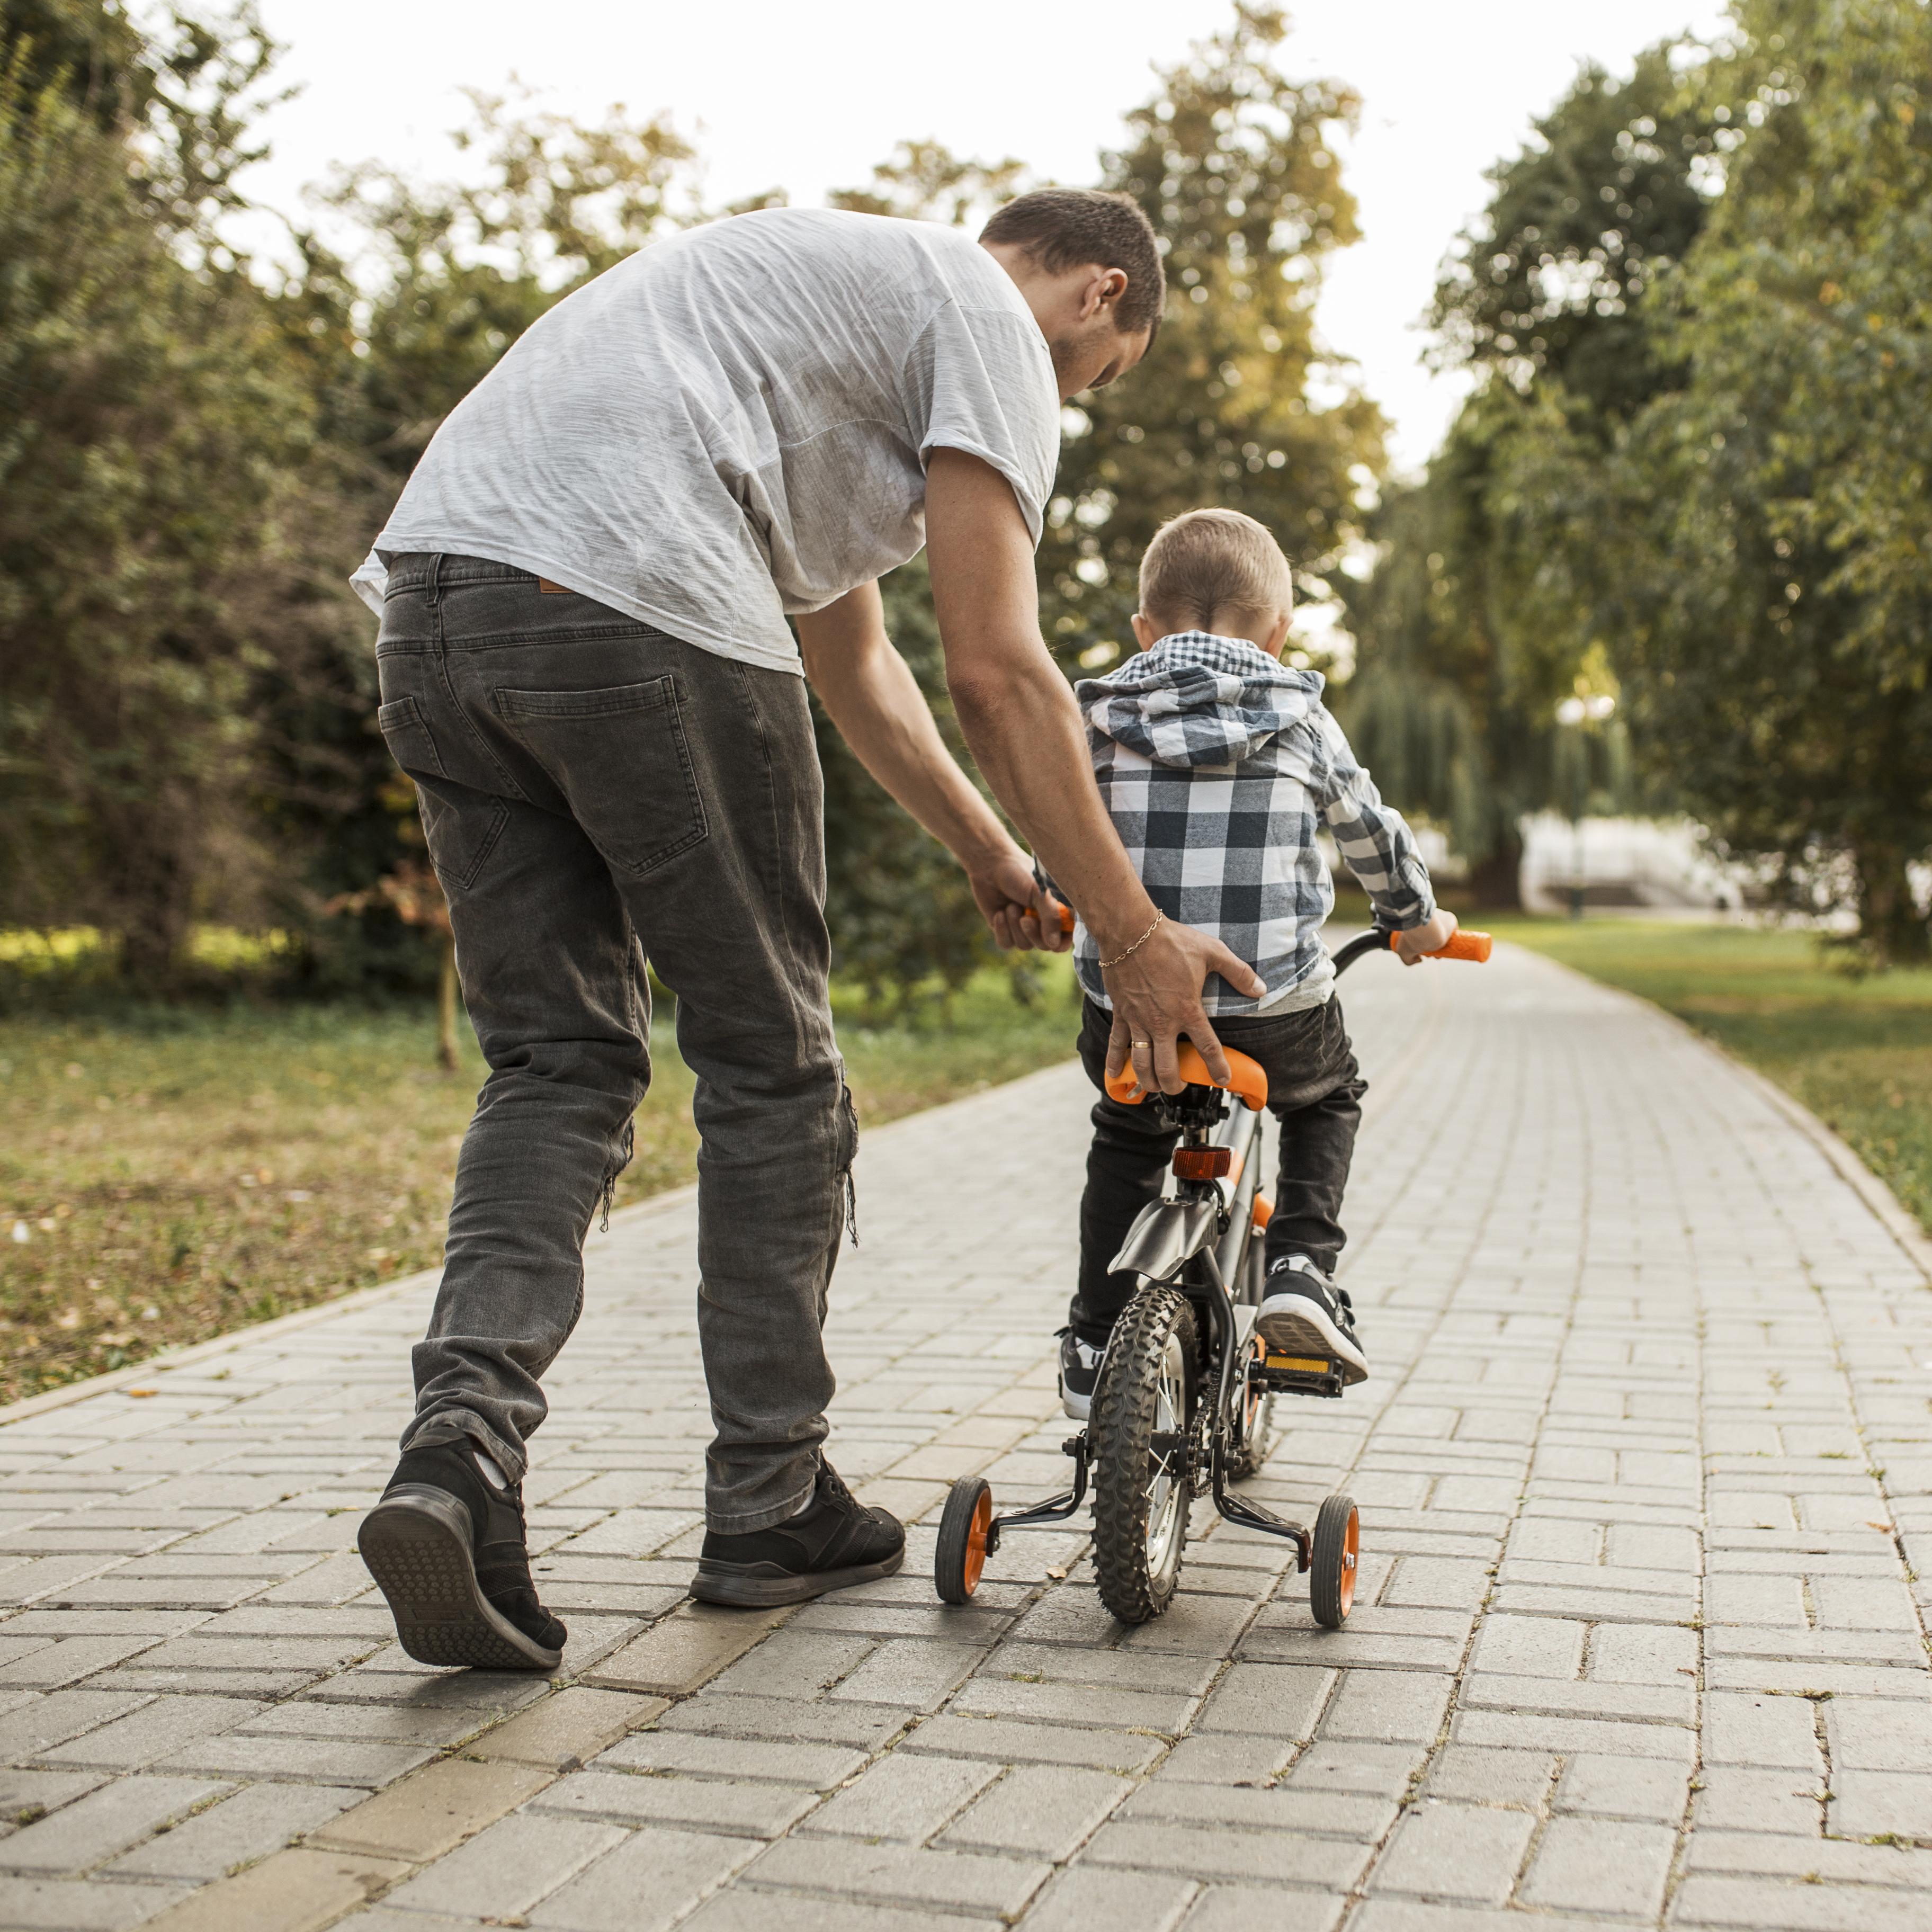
1107, 1042, 1268, 1111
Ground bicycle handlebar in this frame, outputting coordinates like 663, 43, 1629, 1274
1018, 899, 1491, 973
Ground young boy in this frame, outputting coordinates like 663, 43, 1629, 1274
1057, 508, 1456, 1420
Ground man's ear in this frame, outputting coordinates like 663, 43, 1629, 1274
1083, 267, 1129, 321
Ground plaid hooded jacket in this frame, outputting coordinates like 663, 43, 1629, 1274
1071, 631, 1437, 1016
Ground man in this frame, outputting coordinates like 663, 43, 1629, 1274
352, 189, 1267, 1671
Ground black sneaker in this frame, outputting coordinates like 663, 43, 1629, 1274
691, 1459, 904, 1608
358, 1442, 567, 1671
1057, 1327, 1106, 1421
1256, 1256, 1368, 1386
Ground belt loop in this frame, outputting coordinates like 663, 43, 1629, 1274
426, 552, 444, 608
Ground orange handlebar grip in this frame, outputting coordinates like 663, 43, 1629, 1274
1388, 927, 1493, 963
1106, 1041, 1268, 1110
1018, 900, 1075, 935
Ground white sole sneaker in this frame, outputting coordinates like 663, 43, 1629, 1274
1255, 1293, 1368, 1385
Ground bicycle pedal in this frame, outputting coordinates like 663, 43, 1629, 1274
1254, 1351, 1344, 1399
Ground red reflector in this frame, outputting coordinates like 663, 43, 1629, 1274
1173, 1147, 1232, 1180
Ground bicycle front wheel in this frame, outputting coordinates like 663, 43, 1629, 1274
1090, 1285, 1197, 1623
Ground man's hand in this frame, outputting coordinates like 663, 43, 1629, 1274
971, 851, 1071, 954
1393, 909, 1460, 965
1102, 919, 1267, 1095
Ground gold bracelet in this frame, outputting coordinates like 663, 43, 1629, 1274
1098, 909, 1166, 971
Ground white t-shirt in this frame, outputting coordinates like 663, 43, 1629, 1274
351, 208, 1061, 675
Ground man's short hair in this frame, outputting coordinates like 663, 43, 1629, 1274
1139, 509, 1295, 635
980, 189, 1165, 338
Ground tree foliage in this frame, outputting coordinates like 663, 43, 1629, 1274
1041, 4, 1382, 670
2, 0, 1390, 1005
1335, 47, 1707, 901
0, 3, 318, 985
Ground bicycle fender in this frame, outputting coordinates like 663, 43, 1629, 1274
1108, 1198, 1221, 1284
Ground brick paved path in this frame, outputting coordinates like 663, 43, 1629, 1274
3, 941, 1931, 1931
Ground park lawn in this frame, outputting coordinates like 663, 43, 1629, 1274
0, 959, 1083, 1405
1495, 918, 1932, 1240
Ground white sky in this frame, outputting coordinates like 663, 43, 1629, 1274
239, 0, 1730, 476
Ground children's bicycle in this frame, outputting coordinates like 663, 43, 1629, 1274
934, 921, 1491, 1625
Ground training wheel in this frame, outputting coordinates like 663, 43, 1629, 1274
1310, 1492, 1359, 1628
935, 1475, 995, 1604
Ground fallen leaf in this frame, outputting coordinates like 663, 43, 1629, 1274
1044, 1566, 1067, 1581
127, 1388, 158, 1399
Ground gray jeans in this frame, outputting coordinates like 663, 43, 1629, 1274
374, 554, 855, 1533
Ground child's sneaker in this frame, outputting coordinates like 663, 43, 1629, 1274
1058, 1328, 1106, 1420
1256, 1256, 1368, 1385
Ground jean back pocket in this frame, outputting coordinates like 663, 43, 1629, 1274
493, 676, 709, 877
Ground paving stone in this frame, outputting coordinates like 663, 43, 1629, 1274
583, 1605, 792, 1697
1706, 1689, 1827, 1770
1519, 1815, 1677, 1916
309, 1755, 552, 1862
8, 942, 1932, 1932
382, 1810, 625, 1918
1282, 1739, 1425, 1798
905, 1714, 1167, 1774
658, 1693, 908, 1750
0, 1766, 106, 1821
139, 1846, 411, 1930
1320, 1670, 1451, 1745
946, 1671, 1196, 1734
533, 1768, 818, 1838
1177, 1883, 1346, 1931
1369, 1801, 1536, 1904
678, 1892, 1004, 1932
1193, 1661, 1332, 1738
0, 1771, 229, 1873
743, 1835, 1050, 1915
826, 1638, 983, 1710
0, 1877, 192, 1929
1426, 1744, 1554, 1807
1670, 1873, 1932, 1930
1553, 1749, 1690, 1822
38, 1695, 263, 1772
0, 1688, 150, 1761
1120, 1778, 1395, 1841
801, 1752, 999, 1841
938, 1763, 1130, 1858
598, 1728, 865, 1788
1015, 1865, 1197, 1932
157, 1731, 434, 1787
1083, 1817, 1373, 1888
106, 1778, 356, 1880
527, 1826, 761, 1931
1468, 1614, 1585, 1679
1826, 1767, 1932, 1839
1153, 1733, 1290, 1786
1824, 1695, 1932, 1772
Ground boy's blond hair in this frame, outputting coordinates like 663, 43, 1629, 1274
1138, 508, 1294, 636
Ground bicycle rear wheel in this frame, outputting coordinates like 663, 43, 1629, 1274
1090, 1285, 1197, 1623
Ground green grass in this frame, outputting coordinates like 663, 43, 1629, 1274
1495, 917, 1932, 1239
0, 959, 1083, 1404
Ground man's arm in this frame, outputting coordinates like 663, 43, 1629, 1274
923, 447, 1266, 1093
795, 583, 1063, 952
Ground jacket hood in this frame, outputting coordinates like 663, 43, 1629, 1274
1076, 631, 1323, 768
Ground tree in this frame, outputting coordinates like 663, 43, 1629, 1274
1337, 44, 1713, 901
0, 3, 318, 986
1603, 0, 1932, 959
1043, 4, 1382, 670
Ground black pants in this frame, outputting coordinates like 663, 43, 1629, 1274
1069, 994, 1366, 1347
375, 554, 855, 1534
